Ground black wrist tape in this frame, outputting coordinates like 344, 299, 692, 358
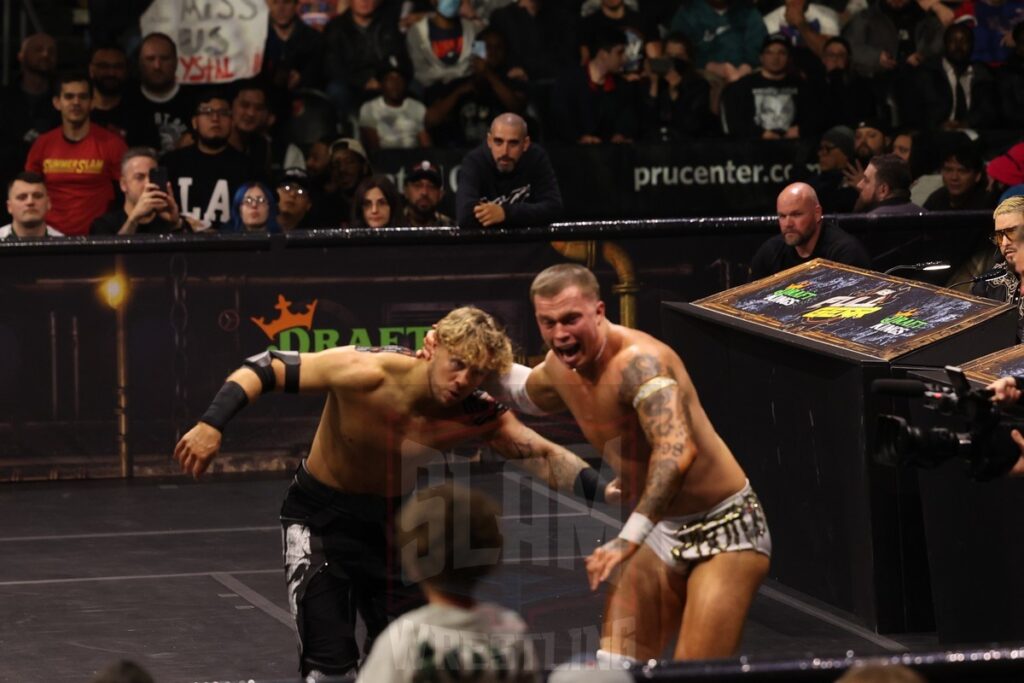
199, 381, 249, 432
573, 467, 608, 504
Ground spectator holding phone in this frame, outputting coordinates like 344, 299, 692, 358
641, 33, 712, 140
92, 147, 186, 235
426, 28, 529, 147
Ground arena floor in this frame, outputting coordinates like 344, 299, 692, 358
0, 460, 930, 683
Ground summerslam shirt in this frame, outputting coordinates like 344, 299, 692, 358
25, 125, 127, 236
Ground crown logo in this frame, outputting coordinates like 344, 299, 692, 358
251, 294, 318, 340
894, 309, 918, 318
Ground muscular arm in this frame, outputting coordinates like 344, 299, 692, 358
220, 346, 378, 403
175, 346, 380, 477
486, 411, 591, 492
584, 349, 696, 589
482, 359, 566, 415
620, 352, 696, 523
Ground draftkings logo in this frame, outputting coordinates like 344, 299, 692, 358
765, 281, 817, 306
802, 289, 896, 321
250, 294, 431, 351
869, 309, 930, 336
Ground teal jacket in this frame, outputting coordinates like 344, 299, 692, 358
671, 0, 767, 69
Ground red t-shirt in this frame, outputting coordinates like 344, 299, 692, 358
25, 124, 127, 236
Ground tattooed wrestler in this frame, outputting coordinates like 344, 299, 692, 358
173, 306, 615, 680
500, 264, 772, 665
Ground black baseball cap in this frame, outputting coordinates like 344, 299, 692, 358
855, 118, 891, 137
406, 160, 443, 186
277, 167, 311, 192
762, 33, 792, 52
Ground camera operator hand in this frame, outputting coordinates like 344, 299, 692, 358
987, 376, 1024, 476
987, 376, 1022, 405
1006, 432, 1024, 476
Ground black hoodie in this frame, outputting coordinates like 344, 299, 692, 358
455, 142, 563, 229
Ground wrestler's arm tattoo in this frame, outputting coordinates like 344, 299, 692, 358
493, 423, 587, 491
620, 353, 695, 522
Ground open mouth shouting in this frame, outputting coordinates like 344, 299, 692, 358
555, 342, 583, 366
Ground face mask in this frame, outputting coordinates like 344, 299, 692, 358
437, 0, 460, 18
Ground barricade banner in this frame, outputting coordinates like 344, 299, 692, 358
371, 141, 818, 219
0, 212, 991, 476
141, 0, 269, 84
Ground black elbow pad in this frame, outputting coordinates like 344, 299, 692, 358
270, 350, 301, 393
243, 349, 301, 393
243, 351, 277, 393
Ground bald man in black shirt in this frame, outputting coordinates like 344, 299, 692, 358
750, 182, 872, 280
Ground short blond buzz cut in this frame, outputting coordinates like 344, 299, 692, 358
434, 306, 512, 375
530, 263, 600, 301
994, 196, 1024, 244
994, 195, 1024, 219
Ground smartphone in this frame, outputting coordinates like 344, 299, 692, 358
149, 166, 169, 188
471, 40, 487, 60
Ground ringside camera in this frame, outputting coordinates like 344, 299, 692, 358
872, 366, 1023, 481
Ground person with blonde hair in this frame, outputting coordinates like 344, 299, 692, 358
967, 196, 1024, 339
174, 305, 614, 679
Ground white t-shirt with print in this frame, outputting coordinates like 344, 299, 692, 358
359, 96, 427, 150
356, 602, 539, 683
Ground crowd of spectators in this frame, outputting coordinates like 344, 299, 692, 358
1, 0, 1023, 238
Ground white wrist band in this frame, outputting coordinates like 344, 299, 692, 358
618, 512, 654, 545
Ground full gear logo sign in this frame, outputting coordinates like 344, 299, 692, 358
249, 294, 431, 351
801, 289, 895, 320
701, 260, 1002, 359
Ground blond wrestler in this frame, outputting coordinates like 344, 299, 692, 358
174, 306, 614, 680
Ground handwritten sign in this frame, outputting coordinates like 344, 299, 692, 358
141, 0, 269, 84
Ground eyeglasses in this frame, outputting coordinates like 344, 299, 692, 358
243, 195, 268, 206
818, 143, 837, 153
279, 183, 306, 195
990, 227, 1021, 245
197, 107, 231, 118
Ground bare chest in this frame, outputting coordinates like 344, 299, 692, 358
334, 396, 491, 461
555, 377, 647, 464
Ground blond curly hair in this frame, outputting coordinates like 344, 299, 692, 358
434, 306, 512, 375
